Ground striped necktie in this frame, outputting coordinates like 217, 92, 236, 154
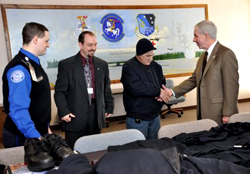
202, 51, 208, 75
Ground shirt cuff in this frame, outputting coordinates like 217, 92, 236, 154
170, 89, 176, 97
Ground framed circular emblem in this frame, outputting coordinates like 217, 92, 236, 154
101, 13, 124, 42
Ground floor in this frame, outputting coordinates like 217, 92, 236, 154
101, 107, 197, 133
0, 100, 249, 149
102, 100, 250, 133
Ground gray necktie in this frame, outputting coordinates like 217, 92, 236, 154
84, 58, 92, 105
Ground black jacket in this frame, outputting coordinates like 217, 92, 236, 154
121, 57, 166, 120
54, 52, 114, 131
108, 123, 250, 174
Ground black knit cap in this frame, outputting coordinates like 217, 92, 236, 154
136, 38, 156, 56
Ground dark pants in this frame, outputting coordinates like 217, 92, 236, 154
3, 128, 48, 148
3, 128, 26, 148
65, 102, 101, 149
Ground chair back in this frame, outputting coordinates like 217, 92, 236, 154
158, 119, 218, 139
164, 79, 186, 106
0, 146, 24, 165
165, 79, 174, 88
74, 129, 145, 154
229, 112, 250, 123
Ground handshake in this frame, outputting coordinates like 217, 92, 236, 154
156, 85, 173, 103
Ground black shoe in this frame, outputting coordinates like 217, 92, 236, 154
45, 134, 74, 166
24, 138, 55, 172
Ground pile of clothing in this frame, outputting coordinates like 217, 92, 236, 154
45, 122, 250, 174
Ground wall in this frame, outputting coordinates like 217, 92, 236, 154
0, 0, 249, 119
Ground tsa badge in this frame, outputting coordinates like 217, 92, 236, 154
11, 70, 25, 83
100, 13, 124, 42
135, 14, 158, 38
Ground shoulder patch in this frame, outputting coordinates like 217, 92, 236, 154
11, 70, 25, 83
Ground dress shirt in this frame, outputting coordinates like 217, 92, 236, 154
206, 41, 218, 61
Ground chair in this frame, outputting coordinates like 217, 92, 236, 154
158, 119, 218, 139
74, 129, 145, 154
160, 79, 186, 118
0, 146, 24, 165
229, 112, 250, 123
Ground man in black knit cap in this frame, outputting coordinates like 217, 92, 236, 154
121, 38, 171, 139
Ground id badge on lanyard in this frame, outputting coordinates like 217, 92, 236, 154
87, 87, 93, 94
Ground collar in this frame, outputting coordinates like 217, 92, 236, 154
135, 56, 152, 67
206, 41, 218, 60
20, 48, 40, 65
80, 54, 93, 64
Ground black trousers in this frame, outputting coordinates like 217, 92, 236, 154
65, 102, 101, 149
2, 128, 26, 148
3, 128, 48, 148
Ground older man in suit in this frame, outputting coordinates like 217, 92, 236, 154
54, 31, 114, 149
166, 20, 239, 125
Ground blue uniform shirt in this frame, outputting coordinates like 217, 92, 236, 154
6, 48, 42, 138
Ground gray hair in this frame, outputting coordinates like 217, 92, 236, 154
195, 20, 217, 39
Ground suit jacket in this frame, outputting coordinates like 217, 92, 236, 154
54, 52, 114, 132
172, 42, 239, 124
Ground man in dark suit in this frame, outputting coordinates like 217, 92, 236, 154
54, 31, 114, 149
166, 20, 239, 125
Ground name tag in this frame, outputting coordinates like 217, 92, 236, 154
87, 88, 93, 94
